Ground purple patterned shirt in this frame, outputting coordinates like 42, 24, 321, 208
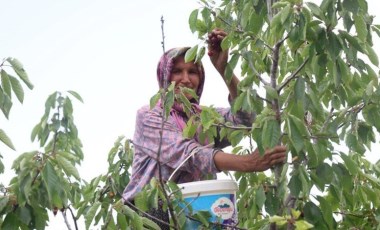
122, 103, 254, 201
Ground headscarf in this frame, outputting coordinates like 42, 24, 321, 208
156, 47, 205, 132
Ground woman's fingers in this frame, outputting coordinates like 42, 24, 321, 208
268, 145, 287, 154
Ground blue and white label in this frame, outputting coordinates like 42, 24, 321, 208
211, 197, 235, 219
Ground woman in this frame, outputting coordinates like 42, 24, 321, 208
122, 29, 287, 228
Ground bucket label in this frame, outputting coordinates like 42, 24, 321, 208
211, 197, 235, 219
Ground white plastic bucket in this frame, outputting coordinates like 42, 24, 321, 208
178, 179, 238, 228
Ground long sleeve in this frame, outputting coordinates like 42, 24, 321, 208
213, 104, 255, 149
122, 105, 219, 201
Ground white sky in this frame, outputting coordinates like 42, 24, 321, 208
0, 0, 379, 229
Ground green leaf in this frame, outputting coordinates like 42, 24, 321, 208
15, 206, 32, 226
1, 70, 12, 98
272, 2, 289, 9
189, 9, 198, 33
184, 45, 198, 63
286, 114, 307, 153
8, 74, 24, 103
339, 152, 359, 175
269, 215, 287, 226
365, 43, 379, 66
85, 201, 101, 229
342, 0, 359, 13
327, 32, 341, 60
0, 196, 9, 213
306, 2, 324, 20
295, 220, 314, 229
265, 190, 280, 216
116, 213, 128, 230
164, 90, 175, 118
317, 196, 334, 229
142, 217, 161, 230
288, 174, 302, 197
303, 202, 326, 228
6, 57, 34, 90
132, 212, 144, 230
67, 90, 84, 103
354, 14, 367, 42
0, 129, 15, 150
264, 85, 279, 100
262, 119, 281, 149
183, 116, 197, 138
134, 191, 149, 212
56, 155, 80, 180
149, 92, 161, 109
2, 212, 19, 230
280, 5, 292, 24
41, 161, 61, 202
255, 186, 266, 209
11, 151, 36, 169
31, 123, 40, 142
220, 35, 230, 51
294, 77, 305, 102
0, 91, 13, 119
316, 163, 333, 185
195, 46, 205, 63
339, 31, 365, 53
193, 211, 211, 227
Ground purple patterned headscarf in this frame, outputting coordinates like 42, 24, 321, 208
156, 47, 205, 104
156, 47, 206, 136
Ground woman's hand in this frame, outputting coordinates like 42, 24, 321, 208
207, 28, 228, 74
214, 145, 287, 172
243, 146, 287, 172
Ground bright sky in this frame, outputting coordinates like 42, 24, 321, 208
0, 0, 379, 229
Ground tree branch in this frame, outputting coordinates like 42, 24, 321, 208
125, 200, 176, 229
62, 209, 73, 230
243, 49, 270, 86
67, 206, 79, 230
157, 16, 180, 229
269, 34, 287, 230
277, 58, 309, 93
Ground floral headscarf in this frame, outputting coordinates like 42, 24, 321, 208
156, 47, 206, 135
156, 47, 205, 104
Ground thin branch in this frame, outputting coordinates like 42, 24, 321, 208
67, 206, 79, 230
160, 16, 166, 55
270, 40, 284, 122
208, 8, 272, 50
102, 205, 115, 230
270, 35, 287, 230
277, 57, 309, 93
321, 107, 335, 132
62, 209, 72, 230
125, 200, 176, 229
256, 93, 273, 104
157, 16, 180, 229
212, 123, 251, 131
32, 103, 62, 186
333, 211, 369, 218
176, 193, 200, 216
186, 214, 247, 230
243, 48, 270, 86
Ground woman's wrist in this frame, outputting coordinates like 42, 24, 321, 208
213, 151, 247, 172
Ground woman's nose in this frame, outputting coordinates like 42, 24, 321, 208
181, 72, 191, 83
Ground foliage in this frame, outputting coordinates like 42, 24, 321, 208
186, 0, 380, 229
0, 58, 34, 173
1, 0, 380, 229
0, 91, 83, 229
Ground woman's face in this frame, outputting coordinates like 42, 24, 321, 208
170, 55, 200, 100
